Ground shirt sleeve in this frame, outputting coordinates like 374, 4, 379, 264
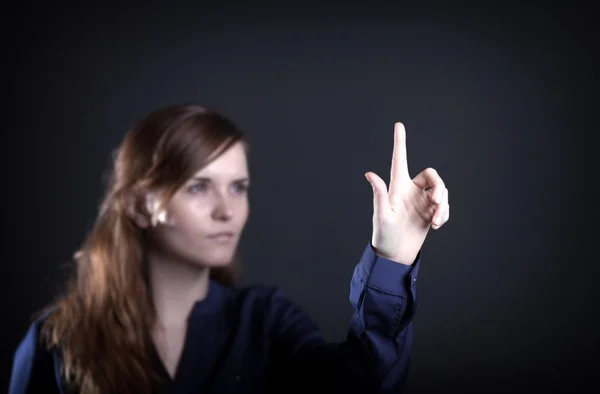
267, 242, 420, 393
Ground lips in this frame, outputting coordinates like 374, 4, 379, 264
206, 232, 235, 242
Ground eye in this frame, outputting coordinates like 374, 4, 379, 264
231, 182, 249, 194
188, 181, 208, 194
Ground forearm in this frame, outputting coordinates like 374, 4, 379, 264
345, 242, 419, 390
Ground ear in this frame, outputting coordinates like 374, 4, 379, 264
124, 192, 151, 229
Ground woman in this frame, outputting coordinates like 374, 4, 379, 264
9, 104, 450, 393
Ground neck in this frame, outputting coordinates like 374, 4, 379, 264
146, 249, 210, 330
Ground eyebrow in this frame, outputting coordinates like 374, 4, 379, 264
190, 176, 250, 183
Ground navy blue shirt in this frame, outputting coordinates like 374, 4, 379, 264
9, 242, 420, 393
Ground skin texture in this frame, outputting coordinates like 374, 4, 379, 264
148, 141, 250, 269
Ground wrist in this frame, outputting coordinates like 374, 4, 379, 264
371, 245, 416, 266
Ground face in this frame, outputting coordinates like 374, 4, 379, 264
147, 142, 250, 267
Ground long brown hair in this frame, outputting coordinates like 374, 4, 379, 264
38, 104, 247, 393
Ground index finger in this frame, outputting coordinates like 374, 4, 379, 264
389, 122, 410, 192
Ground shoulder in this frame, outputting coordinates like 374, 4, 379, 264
12, 318, 46, 372
10, 316, 59, 393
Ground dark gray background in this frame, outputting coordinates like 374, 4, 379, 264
3, 2, 597, 393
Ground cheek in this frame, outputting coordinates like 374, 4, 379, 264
169, 202, 211, 232
153, 207, 211, 257
234, 198, 250, 226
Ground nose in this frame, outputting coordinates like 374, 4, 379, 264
212, 195, 234, 221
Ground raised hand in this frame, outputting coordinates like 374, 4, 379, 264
365, 123, 450, 265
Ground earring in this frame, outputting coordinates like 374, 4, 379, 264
156, 210, 167, 224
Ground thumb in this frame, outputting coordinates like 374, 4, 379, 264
365, 172, 390, 217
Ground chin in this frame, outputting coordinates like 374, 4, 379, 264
196, 249, 237, 267
203, 258, 234, 267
